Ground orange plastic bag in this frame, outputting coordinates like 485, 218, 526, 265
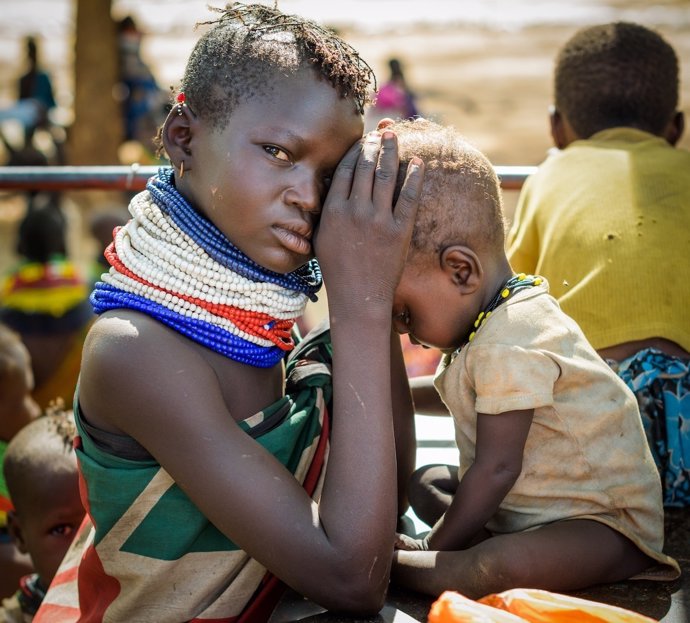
428, 591, 537, 623
429, 589, 657, 623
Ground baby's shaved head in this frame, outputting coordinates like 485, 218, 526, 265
389, 118, 505, 263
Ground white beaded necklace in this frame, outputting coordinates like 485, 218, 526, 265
98, 189, 310, 351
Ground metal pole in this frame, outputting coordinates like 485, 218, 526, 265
0, 165, 536, 192
0, 165, 159, 192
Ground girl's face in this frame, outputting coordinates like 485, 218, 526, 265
183, 70, 364, 275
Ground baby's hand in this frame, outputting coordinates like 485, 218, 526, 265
315, 130, 424, 319
394, 533, 428, 551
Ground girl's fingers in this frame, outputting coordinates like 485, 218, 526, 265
371, 130, 399, 211
348, 131, 382, 202
326, 139, 363, 205
376, 117, 395, 131
393, 157, 425, 228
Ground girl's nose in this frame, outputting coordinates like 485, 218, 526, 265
283, 173, 321, 214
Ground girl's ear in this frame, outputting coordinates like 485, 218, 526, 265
161, 105, 196, 175
6, 510, 28, 554
440, 245, 482, 293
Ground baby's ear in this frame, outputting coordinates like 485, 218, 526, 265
6, 510, 28, 554
440, 245, 482, 293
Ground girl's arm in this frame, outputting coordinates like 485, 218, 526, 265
391, 331, 417, 517
313, 131, 423, 606
412, 409, 533, 551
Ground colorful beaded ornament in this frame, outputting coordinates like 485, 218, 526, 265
463, 273, 543, 347
91, 167, 322, 367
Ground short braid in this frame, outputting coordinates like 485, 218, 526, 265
181, 2, 374, 129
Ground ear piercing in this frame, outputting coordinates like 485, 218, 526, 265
178, 160, 185, 179
176, 92, 186, 116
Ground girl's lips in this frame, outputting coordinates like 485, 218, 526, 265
273, 225, 312, 256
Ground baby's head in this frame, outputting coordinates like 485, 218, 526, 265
387, 119, 508, 351
552, 22, 682, 144
391, 119, 505, 262
4, 411, 84, 591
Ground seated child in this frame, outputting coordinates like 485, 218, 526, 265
0, 194, 93, 411
384, 118, 680, 599
1, 410, 84, 620
506, 22, 690, 506
0, 323, 41, 601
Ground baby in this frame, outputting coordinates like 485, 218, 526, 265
385, 118, 679, 598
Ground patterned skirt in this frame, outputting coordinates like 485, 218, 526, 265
609, 348, 690, 507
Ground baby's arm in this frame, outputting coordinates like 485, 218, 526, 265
419, 409, 533, 551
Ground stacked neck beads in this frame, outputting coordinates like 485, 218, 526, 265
91, 168, 322, 368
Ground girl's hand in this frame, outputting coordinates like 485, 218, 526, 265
315, 130, 424, 319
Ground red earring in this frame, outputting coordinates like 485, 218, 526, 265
176, 92, 186, 115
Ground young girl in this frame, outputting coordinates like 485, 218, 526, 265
35, 5, 423, 622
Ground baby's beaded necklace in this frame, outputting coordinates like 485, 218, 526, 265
456, 273, 543, 355
91, 168, 322, 368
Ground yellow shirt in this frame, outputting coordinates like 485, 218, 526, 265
435, 284, 679, 580
507, 128, 690, 351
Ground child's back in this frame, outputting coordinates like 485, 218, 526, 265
507, 22, 690, 506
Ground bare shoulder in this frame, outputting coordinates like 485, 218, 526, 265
79, 310, 218, 434
82, 310, 199, 368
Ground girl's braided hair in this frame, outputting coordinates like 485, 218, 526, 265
181, 2, 375, 129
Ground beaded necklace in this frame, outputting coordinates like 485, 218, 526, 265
460, 273, 543, 351
91, 168, 322, 368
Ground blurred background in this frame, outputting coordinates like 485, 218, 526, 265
0, 0, 688, 326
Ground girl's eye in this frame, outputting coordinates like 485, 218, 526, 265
263, 145, 291, 162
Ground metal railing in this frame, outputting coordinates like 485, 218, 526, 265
0, 165, 537, 192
